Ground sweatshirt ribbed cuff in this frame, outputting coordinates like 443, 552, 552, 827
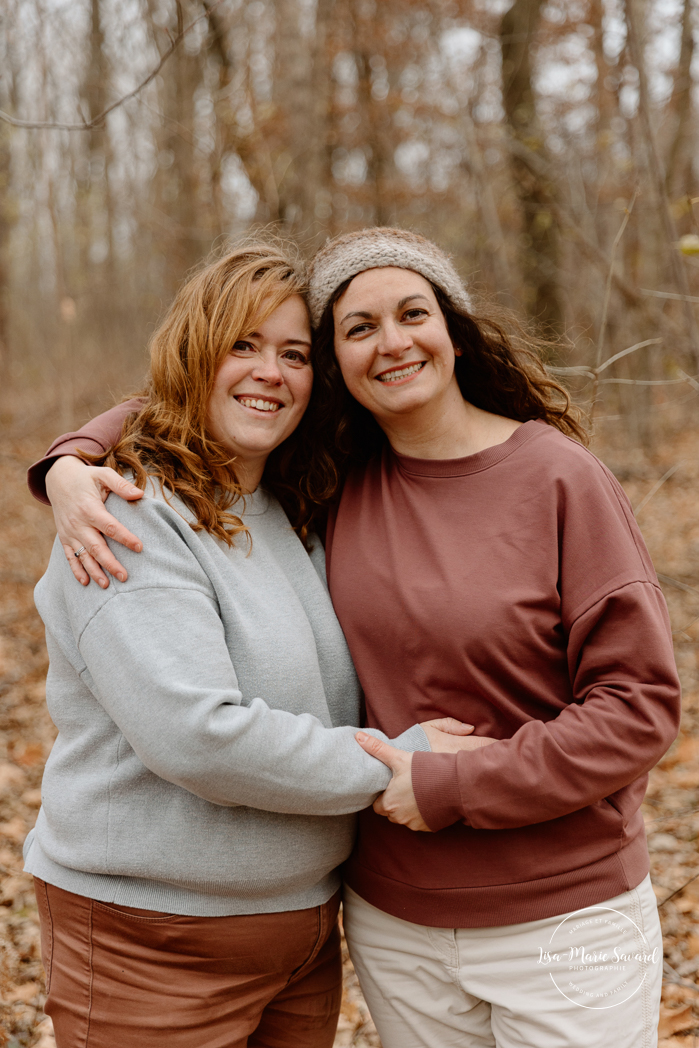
411, 751, 464, 831
390, 724, 431, 753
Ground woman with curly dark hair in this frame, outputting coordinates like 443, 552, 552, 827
30, 228, 679, 1048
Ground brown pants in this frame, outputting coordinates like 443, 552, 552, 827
34, 878, 342, 1048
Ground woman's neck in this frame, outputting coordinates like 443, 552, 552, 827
379, 392, 522, 460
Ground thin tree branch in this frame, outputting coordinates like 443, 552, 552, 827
674, 612, 699, 636
658, 874, 699, 909
634, 463, 682, 516
641, 289, 699, 304
598, 337, 662, 374
656, 573, 699, 599
596, 190, 638, 370
625, 0, 699, 367
663, 959, 699, 991
600, 377, 690, 386
677, 369, 699, 392
646, 807, 699, 826
548, 339, 663, 383
0, 2, 223, 131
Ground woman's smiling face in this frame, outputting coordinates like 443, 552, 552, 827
332, 267, 461, 423
206, 294, 313, 488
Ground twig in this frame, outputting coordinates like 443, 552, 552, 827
663, 960, 699, 991
600, 377, 690, 386
641, 289, 699, 304
674, 612, 699, 637
625, 0, 699, 367
0, 2, 223, 131
646, 807, 699, 826
678, 369, 699, 392
658, 872, 699, 909
548, 340, 663, 383
596, 191, 638, 371
634, 463, 682, 516
656, 573, 699, 599
597, 337, 662, 374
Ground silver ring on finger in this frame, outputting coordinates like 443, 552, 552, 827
74, 546, 88, 558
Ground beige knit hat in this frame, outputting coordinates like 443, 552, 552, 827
307, 227, 470, 327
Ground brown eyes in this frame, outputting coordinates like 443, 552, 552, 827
230, 344, 308, 365
346, 309, 428, 338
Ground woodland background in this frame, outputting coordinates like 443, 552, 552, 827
1, 0, 699, 1044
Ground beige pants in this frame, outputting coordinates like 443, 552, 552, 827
343, 876, 662, 1048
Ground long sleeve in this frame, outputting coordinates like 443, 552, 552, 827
76, 586, 405, 815
412, 578, 680, 830
27, 399, 143, 504
37, 489, 428, 820
409, 438, 681, 832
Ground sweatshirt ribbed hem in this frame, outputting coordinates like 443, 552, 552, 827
24, 833, 340, 917
343, 831, 649, 928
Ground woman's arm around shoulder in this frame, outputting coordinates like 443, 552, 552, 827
28, 399, 145, 588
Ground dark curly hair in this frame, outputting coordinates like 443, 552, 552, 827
310, 278, 588, 470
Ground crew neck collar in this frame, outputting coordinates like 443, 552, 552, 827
391, 419, 545, 478
234, 487, 270, 516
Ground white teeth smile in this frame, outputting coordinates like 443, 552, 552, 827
236, 398, 281, 412
377, 362, 425, 383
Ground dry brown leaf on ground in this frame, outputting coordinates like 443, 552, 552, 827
658, 1004, 698, 1039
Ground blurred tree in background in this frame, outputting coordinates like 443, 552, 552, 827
1, 0, 698, 447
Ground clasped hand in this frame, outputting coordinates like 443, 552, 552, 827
355, 718, 496, 833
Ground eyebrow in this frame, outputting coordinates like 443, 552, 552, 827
339, 294, 431, 326
246, 332, 312, 347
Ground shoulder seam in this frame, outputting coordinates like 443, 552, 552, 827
545, 430, 655, 584
76, 586, 218, 647
568, 577, 663, 630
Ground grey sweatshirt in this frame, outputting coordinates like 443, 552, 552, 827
25, 484, 428, 916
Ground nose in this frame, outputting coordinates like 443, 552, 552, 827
378, 318, 413, 358
251, 349, 283, 385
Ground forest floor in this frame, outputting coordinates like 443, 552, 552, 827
1, 418, 698, 1047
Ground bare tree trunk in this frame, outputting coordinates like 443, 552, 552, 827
625, 0, 699, 366
76, 0, 114, 283
352, 0, 392, 226
47, 177, 75, 432
665, 0, 695, 200
589, 0, 618, 148
273, 0, 332, 234
500, 0, 562, 334
460, 111, 513, 296
0, 123, 11, 399
149, 0, 204, 293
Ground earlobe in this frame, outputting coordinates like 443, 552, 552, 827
454, 346, 463, 357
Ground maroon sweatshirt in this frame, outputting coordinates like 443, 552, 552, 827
30, 413, 680, 928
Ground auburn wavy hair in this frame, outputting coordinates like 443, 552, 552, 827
94, 243, 340, 546
311, 278, 588, 467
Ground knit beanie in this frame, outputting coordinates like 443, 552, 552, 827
307, 227, 470, 327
